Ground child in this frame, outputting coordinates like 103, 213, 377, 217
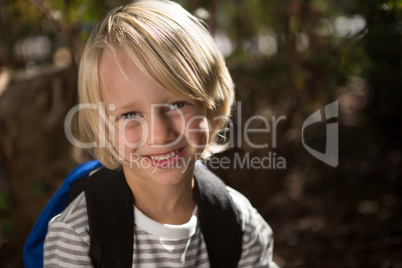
44, 0, 278, 267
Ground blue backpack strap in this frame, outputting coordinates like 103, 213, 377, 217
194, 161, 243, 268
23, 160, 102, 268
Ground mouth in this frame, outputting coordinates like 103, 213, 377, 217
146, 148, 182, 161
143, 147, 187, 169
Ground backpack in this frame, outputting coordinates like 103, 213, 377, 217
23, 160, 243, 268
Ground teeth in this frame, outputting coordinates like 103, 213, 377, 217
149, 149, 180, 161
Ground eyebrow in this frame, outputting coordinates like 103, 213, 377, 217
109, 101, 141, 114
110, 98, 176, 115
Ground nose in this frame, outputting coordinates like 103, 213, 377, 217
147, 114, 177, 146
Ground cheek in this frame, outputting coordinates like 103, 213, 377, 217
123, 127, 143, 144
112, 124, 145, 154
185, 116, 210, 146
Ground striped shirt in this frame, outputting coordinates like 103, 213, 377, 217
44, 187, 278, 267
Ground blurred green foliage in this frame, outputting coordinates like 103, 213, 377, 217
0, 192, 10, 210
2, 0, 400, 110
0, 0, 127, 65
177, 0, 396, 118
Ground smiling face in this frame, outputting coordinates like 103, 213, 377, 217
99, 49, 209, 186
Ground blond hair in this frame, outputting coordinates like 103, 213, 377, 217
78, 0, 234, 169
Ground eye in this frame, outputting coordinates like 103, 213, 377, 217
168, 102, 186, 111
120, 112, 141, 120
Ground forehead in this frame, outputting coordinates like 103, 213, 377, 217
99, 49, 145, 90
98, 49, 174, 106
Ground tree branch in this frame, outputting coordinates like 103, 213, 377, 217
27, 0, 83, 59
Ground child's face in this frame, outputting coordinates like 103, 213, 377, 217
99, 49, 209, 185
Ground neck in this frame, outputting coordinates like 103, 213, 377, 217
122, 167, 196, 225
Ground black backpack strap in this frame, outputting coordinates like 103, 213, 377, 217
66, 174, 89, 206
194, 162, 243, 268
84, 163, 243, 267
85, 167, 134, 268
